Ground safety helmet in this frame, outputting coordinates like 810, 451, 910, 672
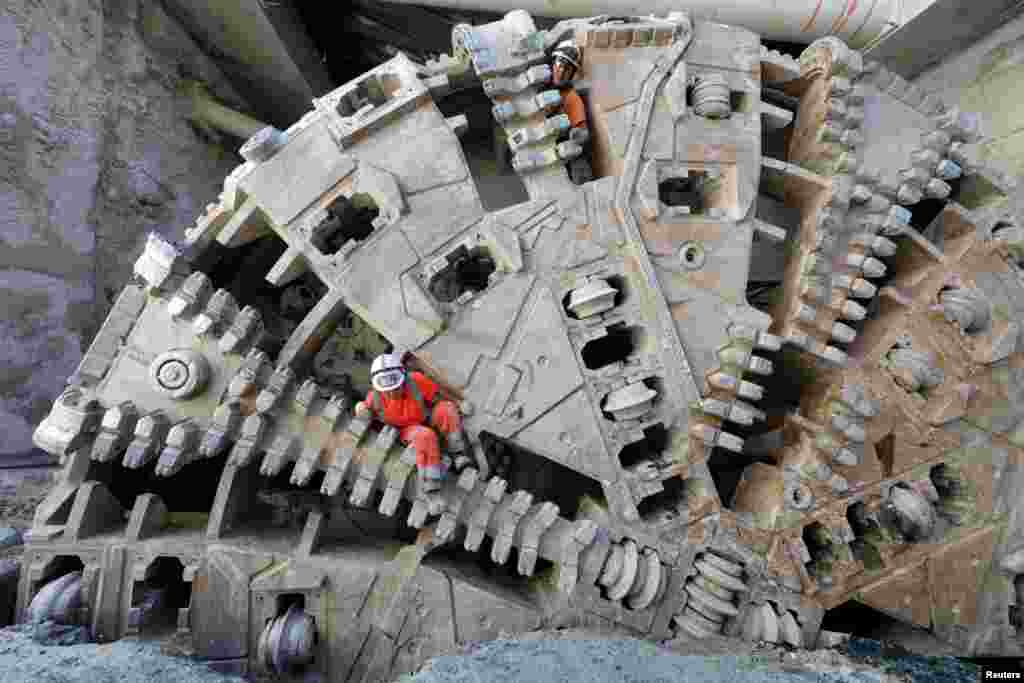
370, 352, 406, 392
552, 40, 582, 72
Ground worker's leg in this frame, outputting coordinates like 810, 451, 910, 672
430, 401, 463, 444
400, 425, 446, 492
430, 400, 472, 470
568, 155, 593, 185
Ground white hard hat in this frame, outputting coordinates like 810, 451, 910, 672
371, 352, 406, 392
552, 40, 582, 71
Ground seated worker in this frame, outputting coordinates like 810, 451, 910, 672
551, 39, 594, 185
354, 353, 468, 508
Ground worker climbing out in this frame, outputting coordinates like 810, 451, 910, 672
354, 353, 468, 509
551, 39, 594, 185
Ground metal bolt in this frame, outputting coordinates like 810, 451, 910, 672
680, 241, 705, 269
157, 360, 189, 389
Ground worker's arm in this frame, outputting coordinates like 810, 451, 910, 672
403, 353, 464, 402
354, 389, 375, 419
411, 372, 440, 405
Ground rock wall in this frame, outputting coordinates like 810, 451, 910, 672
0, 0, 246, 460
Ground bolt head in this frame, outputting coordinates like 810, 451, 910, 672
157, 360, 189, 389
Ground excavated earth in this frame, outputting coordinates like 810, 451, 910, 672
0, 621, 981, 683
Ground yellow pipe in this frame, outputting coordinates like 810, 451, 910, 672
183, 81, 269, 141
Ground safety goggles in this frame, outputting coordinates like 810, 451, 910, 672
372, 368, 405, 391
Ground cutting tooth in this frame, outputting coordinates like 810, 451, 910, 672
437, 472, 481, 545
831, 322, 857, 343
123, 411, 170, 470
228, 413, 268, 467
759, 603, 780, 643
778, 608, 803, 647
840, 299, 867, 321
707, 373, 764, 402
200, 402, 242, 458
293, 379, 321, 417
192, 289, 238, 337
897, 183, 923, 205
92, 401, 138, 463
322, 440, 361, 497
219, 305, 263, 355
852, 233, 897, 257
155, 419, 199, 477
728, 325, 782, 352
169, 272, 212, 320
833, 274, 877, 298
517, 502, 559, 577
261, 435, 298, 477
492, 491, 533, 566
690, 424, 744, 453
290, 447, 320, 487
465, 477, 507, 552
379, 447, 418, 517
741, 605, 764, 641
846, 253, 887, 278
700, 399, 763, 426
820, 345, 849, 367
350, 426, 398, 506
321, 394, 350, 429
831, 413, 866, 442
255, 365, 295, 414
227, 349, 269, 400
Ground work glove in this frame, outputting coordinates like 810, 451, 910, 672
354, 401, 371, 419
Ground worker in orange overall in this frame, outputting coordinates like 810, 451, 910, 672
551, 39, 593, 185
354, 353, 467, 509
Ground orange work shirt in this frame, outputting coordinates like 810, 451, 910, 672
560, 87, 587, 130
365, 371, 439, 429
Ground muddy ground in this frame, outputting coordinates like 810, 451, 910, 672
0, 621, 983, 683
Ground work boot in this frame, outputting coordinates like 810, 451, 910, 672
446, 430, 466, 453
419, 471, 442, 494
445, 433, 472, 472
416, 472, 445, 517
568, 156, 593, 185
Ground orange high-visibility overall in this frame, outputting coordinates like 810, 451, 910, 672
560, 88, 587, 130
365, 371, 461, 479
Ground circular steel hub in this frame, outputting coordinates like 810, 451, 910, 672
148, 349, 211, 400
156, 360, 189, 389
